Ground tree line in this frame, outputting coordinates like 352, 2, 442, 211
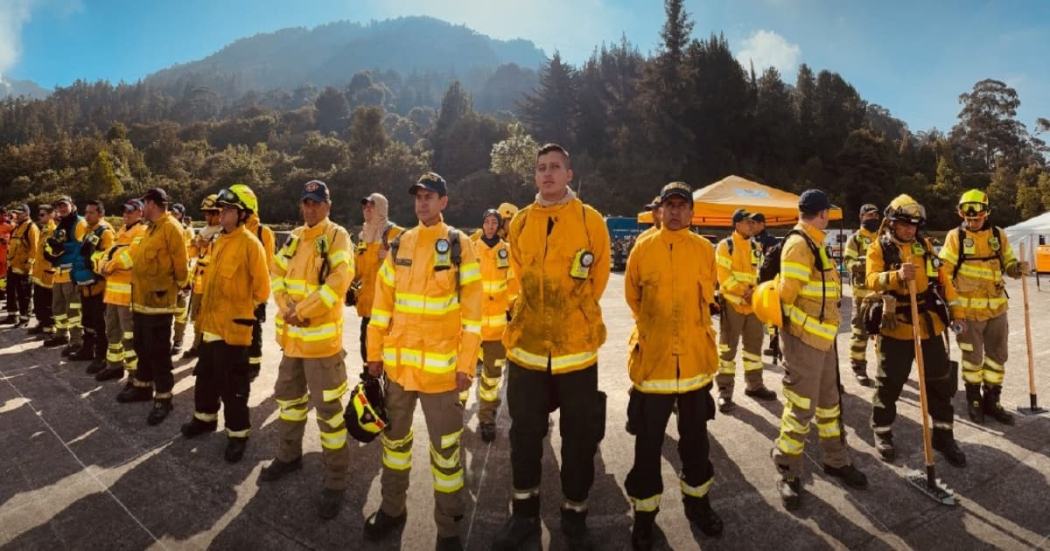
1, 0, 1047, 230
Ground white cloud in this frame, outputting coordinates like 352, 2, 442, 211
735, 30, 801, 77
0, 0, 37, 77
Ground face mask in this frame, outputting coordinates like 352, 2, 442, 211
862, 219, 881, 232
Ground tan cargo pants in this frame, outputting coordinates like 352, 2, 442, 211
477, 340, 507, 425
273, 352, 351, 490
772, 331, 851, 478
52, 280, 82, 345
717, 305, 766, 398
380, 380, 465, 538
104, 304, 136, 372
957, 313, 1009, 386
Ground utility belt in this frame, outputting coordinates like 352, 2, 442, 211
862, 287, 950, 335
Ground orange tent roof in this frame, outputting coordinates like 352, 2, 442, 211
638, 175, 843, 227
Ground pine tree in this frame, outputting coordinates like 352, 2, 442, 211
518, 51, 579, 147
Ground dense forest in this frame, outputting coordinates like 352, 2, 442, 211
1, 3, 1047, 230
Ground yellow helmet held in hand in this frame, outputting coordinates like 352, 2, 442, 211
751, 277, 783, 328
958, 189, 990, 219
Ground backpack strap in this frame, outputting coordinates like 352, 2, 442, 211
950, 225, 1006, 281
784, 229, 827, 321
381, 222, 395, 250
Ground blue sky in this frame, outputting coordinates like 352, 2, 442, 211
3, 0, 1048, 134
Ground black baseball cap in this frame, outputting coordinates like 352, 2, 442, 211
660, 182, 692, 204
799, 189, 833, 215
55, 195, 74, 206
409, 172, 448, 196
124, 199, 144, 212
141, 188, 169, 205
750, 212, 766, 224
860, 203, 879, 216
301, 180, 331, 203
732, 208, 752, 224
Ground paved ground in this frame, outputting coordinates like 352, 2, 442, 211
1, 276, 1049, 550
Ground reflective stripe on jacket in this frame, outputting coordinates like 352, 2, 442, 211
367, 219, 483, 393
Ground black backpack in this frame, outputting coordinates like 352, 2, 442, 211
758, 230, 823, 284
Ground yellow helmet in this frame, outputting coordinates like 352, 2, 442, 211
498, 202, 518, 221
884, 194, 926, 226
217, 184, 258, 214
958, 189, 989, 219
200, 194, 220, 212
751, 277, 783, 328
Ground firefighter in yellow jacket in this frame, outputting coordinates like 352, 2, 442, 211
261, 180, 354, 520
114, 188, 190, 426
866, 194, 966, 467
352, 192, 403, 377
470, 208, 519, 442
180, 186, 270, 463
624, 182, 723, 549
170, 203, 195, 356
940, 189, 1026, 425
182, 195, 222, 359
493, 144, 610, 550
42, 196, 88, 353
715, 208, 776, 412
843, 203, 881, 386
242, 188, 276, 379
362, 172, 482, 550
72, 200, 116, 373
94, 199, 147, 382
2, 204, 38, 327
772, 189, 867, 510
29, 204, 56, 337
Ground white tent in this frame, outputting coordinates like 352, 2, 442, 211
1004, 211, 1050, 265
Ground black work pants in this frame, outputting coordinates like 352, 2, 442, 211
507, 362, 605, 508
873, 332, 955, 429
194, 340, 251, 437
625, 383, 715, 510
359, 316, 370, 365
6, 272, 31, 317
249, 303, 266, 375
81, 292, 107, 359
33, 284, 52, 328
133, 313, 175, 396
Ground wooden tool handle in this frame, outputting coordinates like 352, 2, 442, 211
1020, 243, 1037, 396
908, 278, 935, 468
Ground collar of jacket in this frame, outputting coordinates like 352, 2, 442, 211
959, 219, 991, 234
149, 212, 173, 233
301, 217, 331, 239
124, 220, 142, 231
797, 220, 827, 244
657, 226, 690, 245
86, 220, 109, 233
480, 233, 501, 248
220, 224, 247, 240
534, 187, 577, 208
858, 226, 878, 240
415, 216, 447, 239
732, 230, 750, 246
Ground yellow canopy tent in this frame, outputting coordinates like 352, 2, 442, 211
637, 175, 843, 227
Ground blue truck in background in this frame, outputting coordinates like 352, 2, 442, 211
606, 216, 644, 271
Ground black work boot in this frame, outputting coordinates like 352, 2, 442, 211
0, 315, 17, 325
744, 387, 777, 401
43, 334, 69, 347
363, 508, 406, 540
116, 383, 153, 403
874, 429, 895, 462
61, 342, 80, 356
851, 362, 872, 386
480, 422, 497, 443
318, 488, 344, 520
180, 417, 218, 438
823, 463, 869, 489
27, 324, 44, 335
69, 337, 96, 361
983, 384, 1015, 425
146, 398, 173, 426
932, 428, 967, 468
965, 384, 985, 424
717, 396, 735, 413
225, 438, 248, 463
777, 477, 802, 510
492, 497, 541, 550
95, 366, 124, 382
684, 495, 724, 536
631, 510, 657, 551
560, 507, 594, 550
85, 358, 106, 375
259, 457, 302, 482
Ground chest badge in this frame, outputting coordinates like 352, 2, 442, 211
497, 247, 510, 269
989, 237, 1000, 252
962, 237, 976, 255
911, 242, 926, 257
